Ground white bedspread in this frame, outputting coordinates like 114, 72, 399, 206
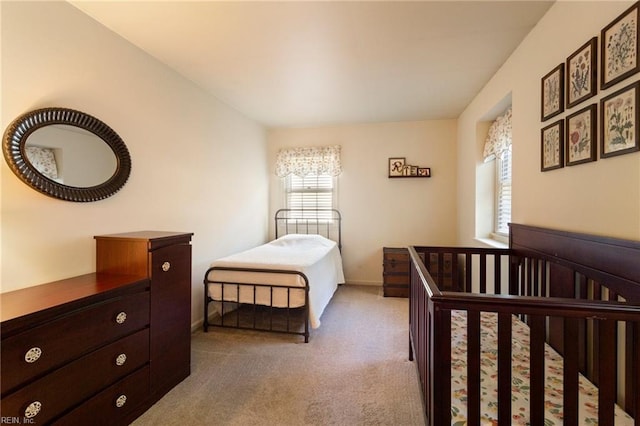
207, 234, 345, 329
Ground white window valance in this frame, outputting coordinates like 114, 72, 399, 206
275, 145, 342, 177
483, 107, 512, 162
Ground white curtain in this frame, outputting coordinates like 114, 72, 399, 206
275, 145, 342, 177
483, 107, 512, 162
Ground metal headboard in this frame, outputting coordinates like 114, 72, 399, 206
275, 209, 342, 251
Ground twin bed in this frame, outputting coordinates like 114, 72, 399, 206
409, 224, 640, 425
203, 209, 344, 342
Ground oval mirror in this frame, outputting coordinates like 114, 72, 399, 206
3, 108, 131, 202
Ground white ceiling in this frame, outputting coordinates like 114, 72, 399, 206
71, 1, 553, 128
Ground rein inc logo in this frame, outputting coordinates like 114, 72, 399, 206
1, 418, 36, 424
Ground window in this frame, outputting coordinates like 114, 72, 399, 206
285, 174, 336, 220
482, 107, 512, 238
276, 145, 342, 221
495, 146, 512, 236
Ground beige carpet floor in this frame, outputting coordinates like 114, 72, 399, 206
132, 285, 426, 426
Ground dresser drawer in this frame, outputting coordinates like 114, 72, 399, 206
1, 291, 149, 394
1, 329, 149, 423
53, 365, 150, 426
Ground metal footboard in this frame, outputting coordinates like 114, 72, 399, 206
203, 266, 310, 342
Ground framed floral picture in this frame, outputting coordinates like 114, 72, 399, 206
600, 81, 640, 158
565, 104, 597, 166
566, 37, 597, 108
541, 64, 564, 121
541, 120, 564, 171
601, 2, 640, 90
388, 157, 405, 177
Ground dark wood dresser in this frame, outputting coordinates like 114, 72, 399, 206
94, 231, 193, 403
0, 231, 193, 425
383, 247, 410, 297
1, 273, 151, 425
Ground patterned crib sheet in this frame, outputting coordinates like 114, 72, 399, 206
449, 310, 633, 425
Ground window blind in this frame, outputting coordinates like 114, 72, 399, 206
286, 174, 335, 220
496, 146, 512, 235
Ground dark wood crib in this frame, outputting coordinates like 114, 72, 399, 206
409, 223, 640, 425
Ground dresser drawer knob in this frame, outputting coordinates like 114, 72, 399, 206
24, 347, 42, 363
115, 394, 127, 408
115, 353, 127, 366
24, 401, 42, 418
162, 261, 171, 272
115, 312, 127, 324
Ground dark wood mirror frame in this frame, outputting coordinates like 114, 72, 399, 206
3, 107, 131, 202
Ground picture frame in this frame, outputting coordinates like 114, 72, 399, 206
388, 157, 406, 177
566, 37, 597, 108
601, 2, 640, 90
417, 167, 431, 177
600, 80, 640, 158
541, 64, 565, 121
541, 120, 564, 171
565, 104, 597, 166
409, 165, 418, 176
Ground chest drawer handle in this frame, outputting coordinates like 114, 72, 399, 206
162, 261, 171, 272
24, 347, 42, 363
115, 312, 127, 324
115, 394, 127, 408
115, 353, 127, 366
24, 401, 42, 418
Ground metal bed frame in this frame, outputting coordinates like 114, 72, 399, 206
203, 209, 342, 342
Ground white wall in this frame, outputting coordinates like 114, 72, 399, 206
1, 2, 269, 328
268, 120, 458, 285
458, 1, 640, 245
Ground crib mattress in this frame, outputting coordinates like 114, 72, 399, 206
207, 234, 345, 329
450, 310, 633, 425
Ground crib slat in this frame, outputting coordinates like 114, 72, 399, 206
598, 319, 616, 426
529, 315, 545, 426
497, 313, 512, 424
532, 258, 539, 296
467, 310, 481, 425
479, 254, 487, 293
494, 255, 501, 294
563, 318, 579, 426
541, 259, 547, 297
465, 255, 472, 292
433, 308, 451, 425
626, 322, 639, 419
452, 254, 460, 291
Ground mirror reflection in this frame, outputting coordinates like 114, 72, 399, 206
25, 125, 118, 187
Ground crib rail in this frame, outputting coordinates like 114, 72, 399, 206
408, 224, 640, 426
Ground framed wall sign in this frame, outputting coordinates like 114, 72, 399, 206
388, 157, 405, 177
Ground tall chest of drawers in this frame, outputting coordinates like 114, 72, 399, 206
94, 231, 193, 403
0, 274, 151, 425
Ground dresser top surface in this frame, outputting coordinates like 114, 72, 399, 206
94, 231, 193, 241
1, 273, 148, 324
